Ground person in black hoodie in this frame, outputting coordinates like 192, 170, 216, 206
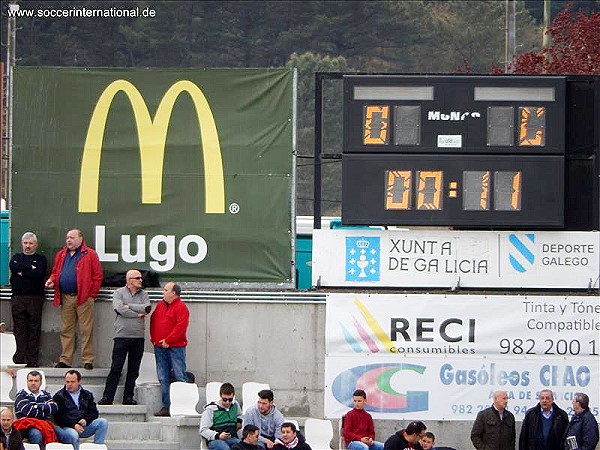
273, 422, 312, 450
9, 232, 47, 367
232, 425, 261, 450
519, 389, 568, 450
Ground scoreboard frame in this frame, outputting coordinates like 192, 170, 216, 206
337, 74, 597, 230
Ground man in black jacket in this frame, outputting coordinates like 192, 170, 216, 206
519, 389, 568, 450
0, 407, 24, 450
471, 390, 516, 450
9, 232, 47, 367
564, 392, 599, 450
384, 421, 427, 450
52, 370, 108, 450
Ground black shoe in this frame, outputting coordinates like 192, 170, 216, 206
84, 363, 94, 370
55, 362, 71, 368
154, 407, 170, 417
122, 397, 137, 405
97, 398, 113, 405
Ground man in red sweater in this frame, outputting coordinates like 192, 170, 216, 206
150, 281, 190, 417
343, 389, 384, 450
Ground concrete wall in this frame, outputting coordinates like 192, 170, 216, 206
3, 295, 590, 449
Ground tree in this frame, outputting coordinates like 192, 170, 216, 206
286, 52, 351, 215
513, 3, 600, 74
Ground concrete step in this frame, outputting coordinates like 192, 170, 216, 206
98, 404, 148, 422
105, 421, 162, 440
36, 367, 111, 386
105, 440, 179, 450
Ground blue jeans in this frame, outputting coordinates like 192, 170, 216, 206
27, 427, 43, 445
54, 418, 109, 450
348, 440, 385, 450
154, 345, 187, 407
208, 437, 241, 450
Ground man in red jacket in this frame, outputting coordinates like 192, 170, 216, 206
45, 229, 103, 370
150, 281, 190, 417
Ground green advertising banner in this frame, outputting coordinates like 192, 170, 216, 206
11, 67, 294, 284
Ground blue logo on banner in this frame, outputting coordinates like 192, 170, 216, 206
346, 236, 380, 281
509, 233, 535, 273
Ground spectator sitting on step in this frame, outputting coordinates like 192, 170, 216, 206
0, 407, 25, 450
52, 370, 108, 450
243, 389, 285, 449
14, 370, 58, 446
232, 424, 261, 450
343, 389, 384, 450
200, 382, 243, 450
273, 422, 312, 450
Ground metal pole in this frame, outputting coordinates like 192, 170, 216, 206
505, 0, 516, 73
3, 3, 18, 207
313, 73, 323, 230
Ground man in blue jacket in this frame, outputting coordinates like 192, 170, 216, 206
52, 370, 108, 450
564, 393, 599, 450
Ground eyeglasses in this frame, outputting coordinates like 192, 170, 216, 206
221, 397, 234, 402
128, 277, 143, 280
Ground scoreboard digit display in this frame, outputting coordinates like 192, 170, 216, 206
341, 75, 568, 228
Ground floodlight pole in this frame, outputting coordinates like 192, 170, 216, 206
2, 2, 18, 207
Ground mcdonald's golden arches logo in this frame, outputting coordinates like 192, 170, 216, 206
79, 79, 225, 214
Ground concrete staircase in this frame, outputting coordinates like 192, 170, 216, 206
8, 366, 203, 450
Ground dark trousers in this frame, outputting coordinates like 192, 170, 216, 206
11, 294, 44, 365
102, 337, 144, 401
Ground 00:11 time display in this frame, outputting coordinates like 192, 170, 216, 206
384, 170, 522, 212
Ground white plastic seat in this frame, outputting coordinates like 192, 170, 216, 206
135, 351, 159, 385
205, 381, 225, 405
241, 381, 270, 414
80, 444, 109, 450
23, 444, 41, 450
304, 418, 333, 450
45, 444, 75, 450
16, 368, 47, 391
169, 381, 201, 416
0, 370, 14, 401
0, 333, 17, 366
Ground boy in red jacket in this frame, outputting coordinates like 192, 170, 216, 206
343, 389, 384, 450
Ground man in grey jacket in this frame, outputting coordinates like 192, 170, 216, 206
243, 389, 285, 449
98, 270, 151, 405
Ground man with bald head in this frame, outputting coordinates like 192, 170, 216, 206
471, 390, 516, 450
98, 270, 151, 405
45, 229, 103, 370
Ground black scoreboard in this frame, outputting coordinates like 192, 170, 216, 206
341, 75, 599, 230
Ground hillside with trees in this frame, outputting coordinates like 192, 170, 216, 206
2, 0, 599, 214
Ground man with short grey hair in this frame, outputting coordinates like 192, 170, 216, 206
9, 232, 47, 367
98, 270, 151, 405
519, 389, 568, 450
564, 392, 599, 450
471, 390, 515, 450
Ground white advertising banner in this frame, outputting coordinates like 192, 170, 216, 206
324, 294, 600, 421
312, 230, 599, 289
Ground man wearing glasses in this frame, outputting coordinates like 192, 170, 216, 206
98, 270, 151, 406
200, 382, 243, 450
150, 281, 190, 417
